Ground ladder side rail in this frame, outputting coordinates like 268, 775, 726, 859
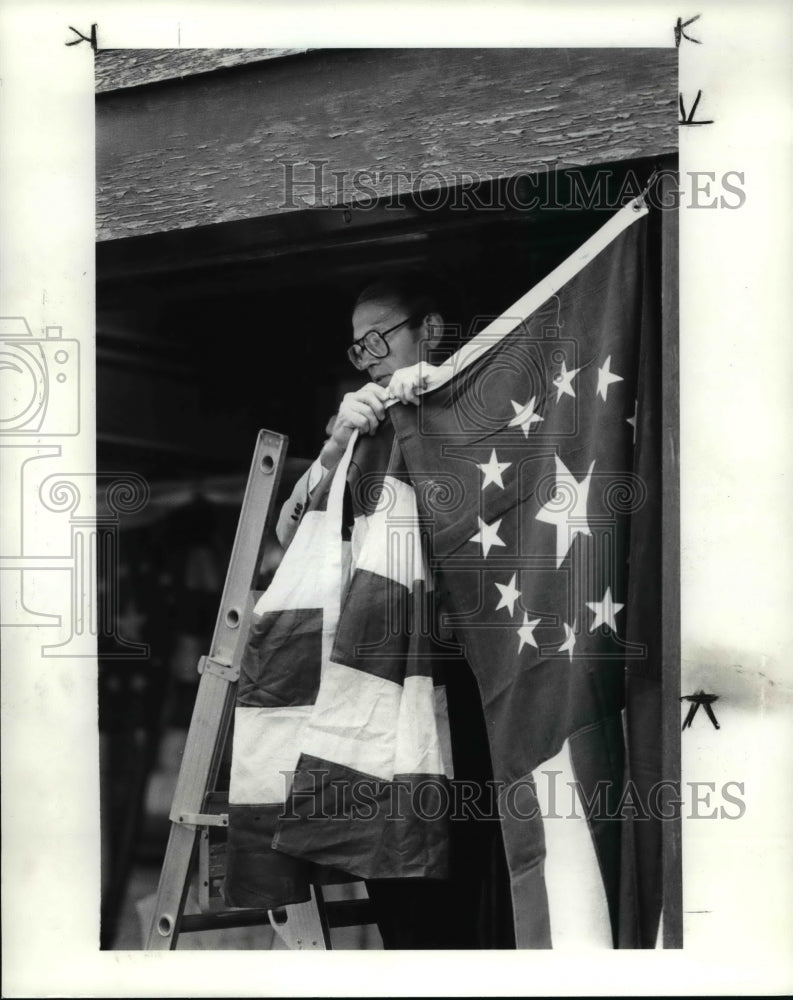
169, 431, 287, 818
208, 432, 287, 667
145, 431, 287, 950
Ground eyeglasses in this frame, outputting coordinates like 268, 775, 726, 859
347, 316, 415, 370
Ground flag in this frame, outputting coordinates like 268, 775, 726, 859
385, 200, 663, 947
226, 197, 663, 947
225, 426, 453, 908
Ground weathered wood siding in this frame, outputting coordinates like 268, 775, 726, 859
94, 48, 305, 93
96, 48, 676, 240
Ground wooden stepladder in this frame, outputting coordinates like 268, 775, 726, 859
145, 430, 373, 950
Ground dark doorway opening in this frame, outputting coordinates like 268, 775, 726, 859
97, 155, 676, 948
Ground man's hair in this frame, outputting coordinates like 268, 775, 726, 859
353, 268, 464, 360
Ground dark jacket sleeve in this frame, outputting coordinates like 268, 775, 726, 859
275, 458, 327, 550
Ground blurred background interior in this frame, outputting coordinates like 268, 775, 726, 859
95, 47, 676, 949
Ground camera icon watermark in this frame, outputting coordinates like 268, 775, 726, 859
0, 317, 80, 435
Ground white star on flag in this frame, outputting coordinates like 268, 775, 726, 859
469, 517, 506, 558
553, 360, 580, 402
494, 573, 521, 616
558, 621, 577, 660
627, 399, 637, 444
478, 449, 511, 490
508, 396, 544, 438
596, 355, 623, 401
517, 613, 542, 653
535, 454, 595, 568
586, 587, 625, 632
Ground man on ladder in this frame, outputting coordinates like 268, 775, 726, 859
261, 271, 514, 949
147, 269, 513, 950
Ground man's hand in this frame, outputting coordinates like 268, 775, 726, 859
387, 363, 433, 405
319, 382, 390, 469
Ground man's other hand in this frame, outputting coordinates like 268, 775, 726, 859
320, 382, 390, 469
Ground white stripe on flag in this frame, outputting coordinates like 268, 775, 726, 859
353, 475, 426, 588
253, 511, 332, 615
350, 513, 368, 571
534, 738, 613, 949
299, 661, 402, 781
393, 675, 446, 776
229, 705, 313, 804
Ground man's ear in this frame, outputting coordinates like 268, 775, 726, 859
420, 311, 445, 349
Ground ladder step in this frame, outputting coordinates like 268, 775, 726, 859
178, 898, 376, 934
180, 909, 272, 934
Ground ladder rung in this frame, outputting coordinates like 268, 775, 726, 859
180, 908, 273, 933
178, 898, 376, 934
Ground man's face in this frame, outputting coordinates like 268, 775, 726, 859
351, 296, 423, 387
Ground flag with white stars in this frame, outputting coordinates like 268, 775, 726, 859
227, 200, 663, 949
390, 201, 662, 947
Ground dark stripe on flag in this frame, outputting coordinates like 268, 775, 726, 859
225, 803, 357, 909
333, 570, 434, 684
238, 607, 323, 708
462, 644, 625, 785
225, 803, 312, 909
273, 753, 450, 880
494, 774, 552, 948
347, 425, 412, 518
567, 714, 627, 947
